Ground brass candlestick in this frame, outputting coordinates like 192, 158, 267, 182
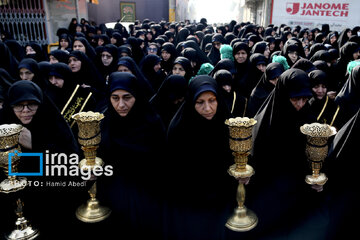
0, 124, 39, 239
72, 111, 111, 223
300, 123, 337, 186
225, 117, 258, 232
0, 124, 26, 193
6, 199, 40, 240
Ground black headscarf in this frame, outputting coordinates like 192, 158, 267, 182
160, 42, 178, 74
44, 62, 77, 110
0, 41, 19, 79
4, 39, 25, 62
18, 58, 48, 89
213, 69, 247, 117
24, 41, 47, 62
73, 36, 97, 61
248, 69, 318, 238
4, 80, 78, 154
139, 54, 166, 92
49, 49, 70, 64
334, 64, 360, 128
247, 62, 284, 117
116, 56, 155, 100
96, 44, 119, 82
172, 56, 194, 82
69, 50, 105, 93
291, 58, 317, 73
209, 58, 236, 77
308, 70, 338, 125
232, 41, 251, 96
165, 74, 235, 239
111, 32, 124, 47
207, 33, 226, 65
149, 74, 187, 128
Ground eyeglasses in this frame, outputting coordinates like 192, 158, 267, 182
101, 54, 113, 59
147, 47, 157, 52
12, 104, 39, 112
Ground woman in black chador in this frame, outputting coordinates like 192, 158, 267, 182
333, 65, 360, 129
97, 72, 166, 239
308, 70, 338, 127
234, 69, 328, 239
139, 54, 166, 92
247, 62, 284, 117
0, 80, 81, 238
165, 75, 235, 240
232, 42, 252, 98
325, 108, 360, 239
149, 74, 187, 129
213, 69, 247, 117
68, 50, 105, 103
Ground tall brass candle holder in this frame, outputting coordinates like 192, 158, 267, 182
72, 111, 111, 223
300, 123, 337, 186
0, 124, 39, 239
0, 124, 26, 193
225, 117, 258, 232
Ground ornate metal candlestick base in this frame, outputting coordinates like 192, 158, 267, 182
6, 199, 39, 240
305, 173, 328, 185
75, 182, 111, 223
0, 176, 27, 193
225, 117, 258, 232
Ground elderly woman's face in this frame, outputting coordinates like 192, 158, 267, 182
110, 89, 136, 117
195, 91, 218, 120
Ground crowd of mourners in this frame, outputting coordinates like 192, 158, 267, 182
0, 16, 360, 240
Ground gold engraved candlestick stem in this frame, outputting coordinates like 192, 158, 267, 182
225, 117, 258, 232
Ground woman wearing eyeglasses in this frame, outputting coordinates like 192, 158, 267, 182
96, 44, 119, 84
2, 80, 78, 154
0, 80, 85, 238
146, 42, 159, 56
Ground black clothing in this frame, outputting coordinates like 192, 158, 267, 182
140, 54, 166, 92
49, 49, 70, 64
116, 56, 155, 100
213, 69, 247, 117
160, 42, 178, 75
98, 72, 166, 239
334, 65, 360, 129
326, 108, 360, 239
149, 74, 187, 129
207, 33, 226, 65
240, 69, 322, 240
0, 41, 19, 79
166, 75, 235, 240
232, 42, 252, 97
247, 62, 284, 117
308, 70, 338, 126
